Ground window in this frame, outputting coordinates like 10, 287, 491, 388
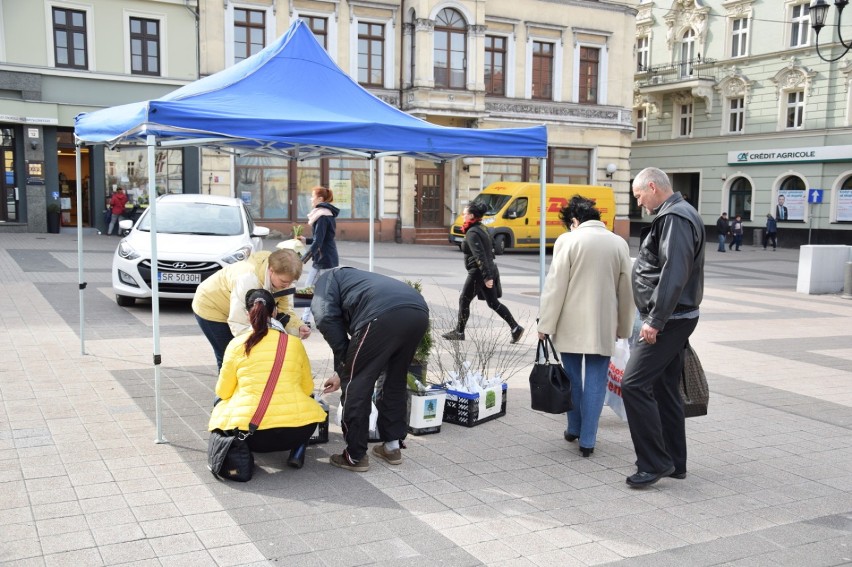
636, 36, 649, 72
790, 3, 810, 47
727, 97, 744, 133
358, 22, 384, 86
433, 8, 466, 89
485, 35, 506, 96
635, 107, 648, 140
532, 41, 553, 100
680, 29, 695, 78
731, 17, 748, 57
679, 103, 693, 137
329, 158, 373, 219
234, 8, 265, 63
304, 16, 328, 49
728, 177, 752, 218
130, 18, 160, 76
786, 90, 804, 128
551, 148, 591, 184
236, 155, 289, 219
53, 7, 87, 69
104, 149, 184, 197
578, 47, 599, 104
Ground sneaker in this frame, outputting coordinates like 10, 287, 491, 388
329, 451, 369, 472
372, 444, 402, 465
511, 325, 524, 344
442, 330, 465, 341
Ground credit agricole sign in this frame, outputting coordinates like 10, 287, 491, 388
728, 145, 852, 165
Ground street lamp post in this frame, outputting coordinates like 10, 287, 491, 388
811, 0, 852, 62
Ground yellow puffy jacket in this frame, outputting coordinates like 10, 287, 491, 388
208, 330, 326, 431
191, 251, 302, 337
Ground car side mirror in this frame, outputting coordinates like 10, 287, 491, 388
252, 226, 271, 238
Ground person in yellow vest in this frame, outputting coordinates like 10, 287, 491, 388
193, 249, 311, 370
209, 289, 326, 470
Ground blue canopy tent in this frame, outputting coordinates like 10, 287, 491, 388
74, 20, 548, 441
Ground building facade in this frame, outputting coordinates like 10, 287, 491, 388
0, 0, 200, 233
632, 0, 852, 246
196, 0, 638, 242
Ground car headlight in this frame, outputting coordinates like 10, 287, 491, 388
117, 241, 141, 260
222, 245, 253, 264
481, 217, 495, 225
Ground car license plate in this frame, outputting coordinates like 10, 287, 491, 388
158, 272, 201, 284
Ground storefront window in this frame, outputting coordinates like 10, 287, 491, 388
104, 148, 183, 204
329, 157, 372, 219
728, 177, 752, 218
551, 148, 590, 184
235, 155, 288, 219
296, 159, 321, 218
838, 177, 852, 222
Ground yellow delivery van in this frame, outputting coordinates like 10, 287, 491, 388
448, 182, 615, 254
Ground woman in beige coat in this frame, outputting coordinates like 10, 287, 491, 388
537, 196, 634, 457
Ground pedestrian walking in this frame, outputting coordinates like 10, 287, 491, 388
537, 195, 634, 458
764, 213, 777, 250
622, 167, 705, 488
729, 214, 743, 251
715, 212, 729, 252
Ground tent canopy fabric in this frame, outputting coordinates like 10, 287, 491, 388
74, 20, 547, 161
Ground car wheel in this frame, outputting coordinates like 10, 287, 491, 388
116, 294, 136, 307
493, 234, 508, 255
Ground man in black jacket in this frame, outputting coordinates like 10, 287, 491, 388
715, 212, 729, 252
622, 167, 705, 488
313, 268, 429, 472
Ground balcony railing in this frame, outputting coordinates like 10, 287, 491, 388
636, 57, 719, 88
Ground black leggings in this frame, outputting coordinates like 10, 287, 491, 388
455, 272, 517, 332
247, 423, 318, 453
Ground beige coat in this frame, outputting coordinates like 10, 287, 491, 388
537, 220, 634, 356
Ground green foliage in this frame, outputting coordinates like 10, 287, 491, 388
404, 279, 432, 364
47, 203, 60, 214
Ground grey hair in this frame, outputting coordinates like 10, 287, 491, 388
634, 167, 672, 192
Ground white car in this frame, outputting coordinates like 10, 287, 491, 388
112, 194, 270, 307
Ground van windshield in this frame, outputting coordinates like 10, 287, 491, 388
470, 194, 511, 215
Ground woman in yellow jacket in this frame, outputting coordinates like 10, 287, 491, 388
193, 248, 311, 369
209, 289, 326, 469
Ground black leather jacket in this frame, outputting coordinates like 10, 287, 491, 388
463, 223, 497, 280
633, 192, 705, 331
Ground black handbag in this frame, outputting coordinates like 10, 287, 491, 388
680, 342, 709, 418
529, 336, 573, 414
207, 333, 288, 482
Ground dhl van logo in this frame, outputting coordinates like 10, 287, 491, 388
545, 197, 598, 213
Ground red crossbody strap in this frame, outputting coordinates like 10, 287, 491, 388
248, 332, 288, 432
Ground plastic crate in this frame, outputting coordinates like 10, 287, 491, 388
308, 401, 329, 445
443, 383, 507, 427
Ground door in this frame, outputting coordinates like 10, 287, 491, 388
1, 147, 16, 222
415, 168, 443, 227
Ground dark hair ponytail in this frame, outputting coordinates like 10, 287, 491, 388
243, 289, 275, 356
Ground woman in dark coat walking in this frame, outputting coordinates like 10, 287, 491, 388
442, 201, 524, 343
301, 186, 340, 324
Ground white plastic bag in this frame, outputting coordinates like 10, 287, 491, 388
336, 399, 380, 440
605, 339, 630, 422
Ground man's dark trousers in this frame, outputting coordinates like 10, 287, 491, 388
622, 317, 698, 474
341, 307, 428, 461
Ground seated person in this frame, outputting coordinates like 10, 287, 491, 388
208, 289, 327, 470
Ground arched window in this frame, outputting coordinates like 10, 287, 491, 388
780, 175, 805, 192
728, 177, 752, 218
434, 8, 466, 89
839, 176, 852, 222
680, 29, 695, 78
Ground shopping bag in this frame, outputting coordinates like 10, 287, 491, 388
529, 336, 572, 414
207, 429, 254, 482
605, 339, 629, 422
336, 399, 380, 441
681, 343, 709, 417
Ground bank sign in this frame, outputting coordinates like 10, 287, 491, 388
728, 145, 852, 165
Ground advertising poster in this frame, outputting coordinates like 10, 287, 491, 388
838, 189, 852, 222
777, 190, 805, 221
330, 179, 352, 214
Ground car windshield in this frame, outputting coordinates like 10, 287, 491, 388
136, 202, 244, 235
470, 193, 510, 216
